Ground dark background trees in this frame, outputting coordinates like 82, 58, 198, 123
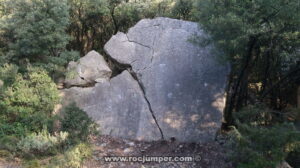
195, 0, 300, 125
0, 0, 299, 167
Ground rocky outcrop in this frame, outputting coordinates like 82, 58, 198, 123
64, 50, 112, 87
62, 71, 162, 141
104, 17, 229, 142
63, 17, 230, 142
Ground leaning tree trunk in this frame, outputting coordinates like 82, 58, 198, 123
224, 36, 257, 126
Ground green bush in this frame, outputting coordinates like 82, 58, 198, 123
0, 149, 12, 158
17, 129, 68, 155
0, 135, 19, 152
234, 105, 274, 126
0, 67, 60, 135
171, 0, 194, 20
33, 50, 80, 81
22, 159, 42, 168
46, 143, 92, 168
2, 0, 70, 62
61, 103, 98, 142
0, 63, 19, 88
230, 106, 300, 168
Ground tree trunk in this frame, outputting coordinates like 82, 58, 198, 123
298, 86, 300, 108
224, 36, 257, 125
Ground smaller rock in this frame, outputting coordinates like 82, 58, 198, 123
100, 143, 107, 147
64, 50, 112, 87
123, 148, 132, 154
276, 161, 292, 168
127, 142, 135, 147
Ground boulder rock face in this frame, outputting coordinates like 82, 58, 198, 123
105, 17, 229, 142
64, 50, 112, 87
63, 70, 162, 141
64, 17, 230, 142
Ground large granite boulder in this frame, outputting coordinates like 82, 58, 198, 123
104, 17, 230, 142
64, 50, 112, 87
63, 70, 162, 141
63, 17, 230, 142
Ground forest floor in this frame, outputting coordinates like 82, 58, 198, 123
84, 135, 233, 168
0, 135, 233, 168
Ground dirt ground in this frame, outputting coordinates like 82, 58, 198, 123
0, 135, 232, 168
84, 135, 233, 168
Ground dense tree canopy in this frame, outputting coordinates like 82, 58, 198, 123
0, 0, 70, 63
195, 0, 300, 124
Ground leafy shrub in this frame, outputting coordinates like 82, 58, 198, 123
0, 150, 12, 158
22, 159, 41, 168
0, 51, 10, 66
64, 143, 92, 168
0, 121, 30, 138
0, 63, 19, 88
2, 0, 70, 61
0, 66, 60, 136
34, 50, 80, 81
61, 103, 98, 142
171, 0, 194, 20
17, 129, 68, 155
230, 106, 300, 168
46, 143, 92, 168
0, 135, 19, 152
27, 67, 60, 114
234, 105, 274, 126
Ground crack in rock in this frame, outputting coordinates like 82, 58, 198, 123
125, 34, 152, 49
104, 47, 165, 140
125, 31, 157, 71
129, 70, 165, 140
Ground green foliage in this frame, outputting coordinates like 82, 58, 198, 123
1, 67, 59, 117
67, 0, 113, 54
61, 103, 98, 142
0, 65, 95, 166
171, 0, 194, 20
0, 150, 12, 158
65, 63, 78, 81
17, 129, 68, 155
0, 135, 19, 152
195, 0, 300, 123
195, 0, 300, 61
0, 66, 60, 136
0, 52, 10, 66
46, 143, 92, 168
0, 63, 19, 88
22, 159, 41, 168
234, 105, 274, 126
230, 106, 300, 168
1, 0, 70, 62
34, 50, 80, 80
67, 0, 184, 54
